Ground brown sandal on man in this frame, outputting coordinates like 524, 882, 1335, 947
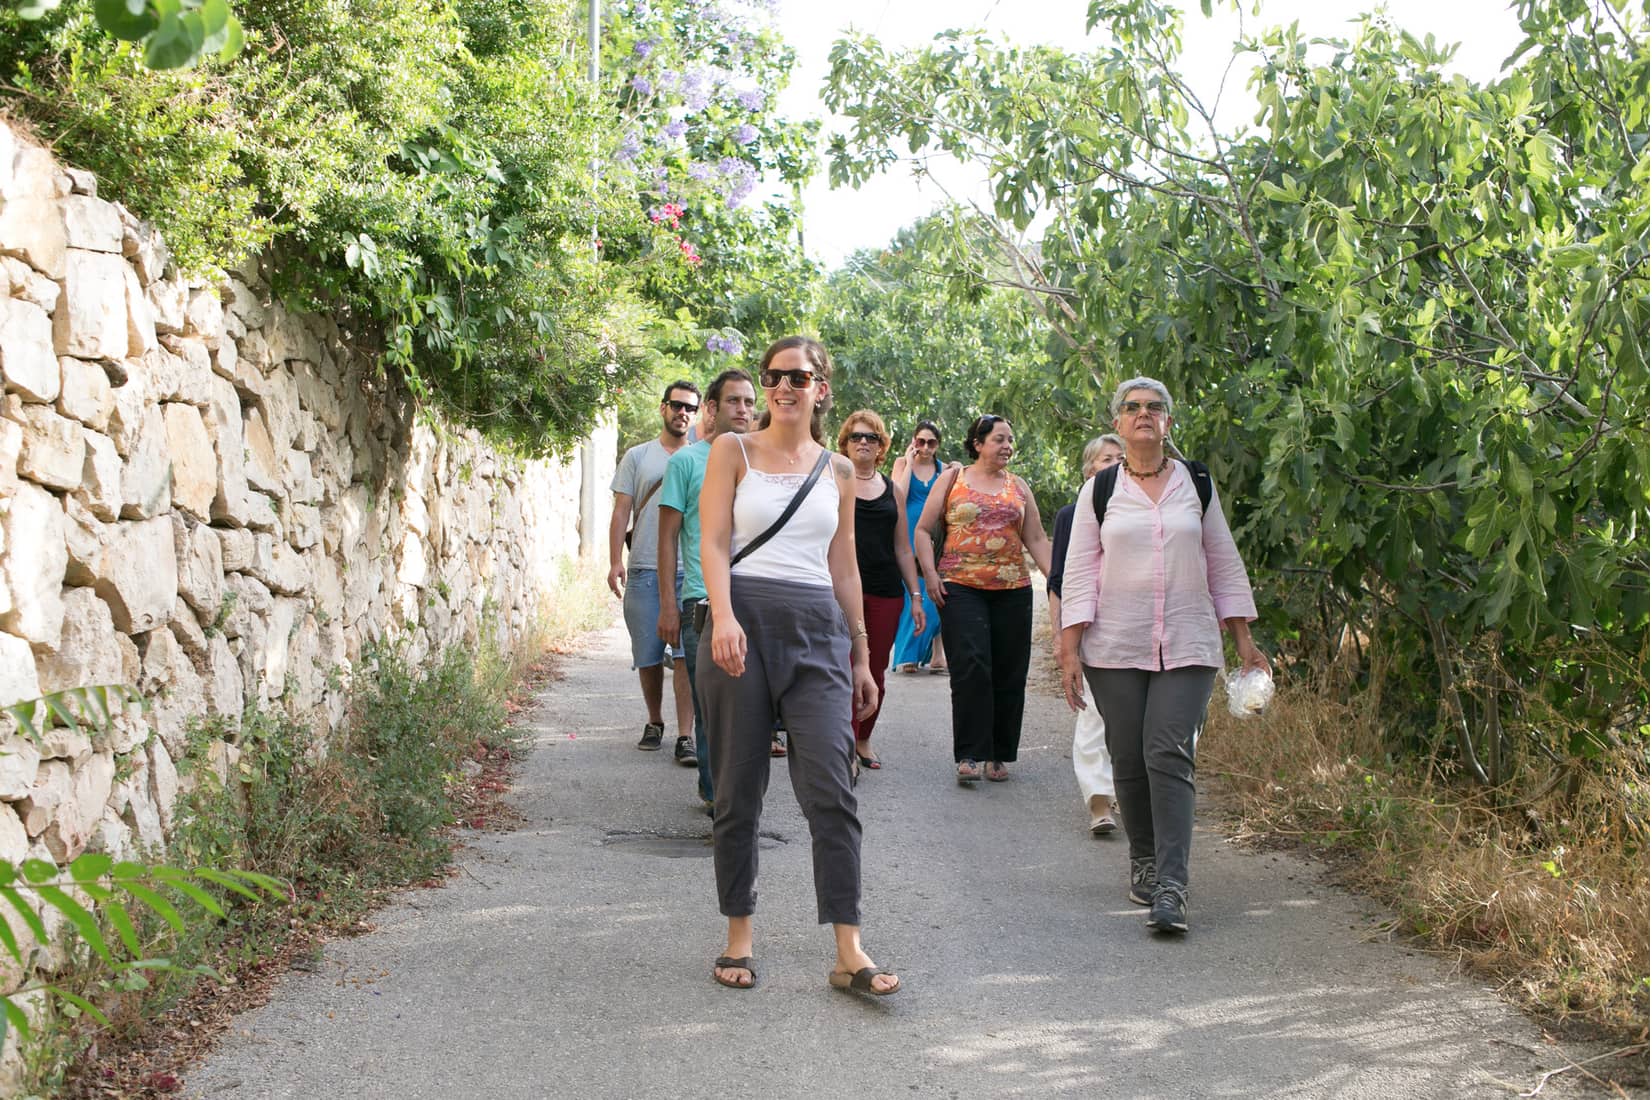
829, 966, 901, 997
713, 956, 757, 989
957, 759, 982, 784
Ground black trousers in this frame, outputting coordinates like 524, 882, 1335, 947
938, 582, 1032, 763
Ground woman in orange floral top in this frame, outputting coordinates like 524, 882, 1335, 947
913, 415, 1053, 784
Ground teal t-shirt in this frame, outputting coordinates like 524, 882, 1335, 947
659, 439, 712, 600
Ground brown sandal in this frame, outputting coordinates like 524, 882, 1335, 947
829, 966, 900, 997
957, 760, 982, 784
713, 956, 757, 989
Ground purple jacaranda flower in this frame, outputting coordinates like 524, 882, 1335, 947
630, 75, 652, 97
720, 163, 757, 209
734, 124, 759, 145
657, 70, 681, 91
663, 120, 688, 141
634, 39, 655, 59
736, 88, 764, 111
616, 133, 642, 163
687, 161, 714, 180
681, 68, 713, 113
704, 334, 746, 356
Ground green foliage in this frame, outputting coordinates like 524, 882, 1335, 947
824, 0, 1649, 775
2, 684, 145, 745
0, 634, 518, 1084
169, 636, 510, 913
0, 689, 284, 1054
353, 637, 506, 843
0, 854, 280, 1046
817, 215, 1079, 514
0, 0, 817, 456
7, 0, 245, 69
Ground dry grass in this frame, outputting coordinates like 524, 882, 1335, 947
535, 555, 620, 654
1201, 679, 1650, 1052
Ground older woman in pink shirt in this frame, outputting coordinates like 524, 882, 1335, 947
1058, 377, 1270, 935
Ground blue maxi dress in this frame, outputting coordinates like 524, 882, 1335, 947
892, 464, 944, 668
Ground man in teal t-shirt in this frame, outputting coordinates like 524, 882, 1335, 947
658, 368, 756, 809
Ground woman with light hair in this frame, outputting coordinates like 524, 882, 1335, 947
1059, 377, 1270, 935
1047, 433, 1125, 835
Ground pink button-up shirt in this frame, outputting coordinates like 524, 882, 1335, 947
1060, 462, 1257, 671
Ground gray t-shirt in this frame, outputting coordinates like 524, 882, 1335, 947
610, 439, 674, 570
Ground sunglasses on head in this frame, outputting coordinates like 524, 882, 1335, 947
759, 368, 815, 389
665, 399, 699, 414
847, 431, 881, 444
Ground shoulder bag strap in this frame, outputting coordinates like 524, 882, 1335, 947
632, 479, 663, 518
729, 449, 832, 568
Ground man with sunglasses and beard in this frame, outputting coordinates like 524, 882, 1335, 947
610, 380, 700, 757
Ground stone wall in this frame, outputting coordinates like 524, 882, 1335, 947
0, 118, 614, 990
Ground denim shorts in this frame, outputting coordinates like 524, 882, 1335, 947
622, 567, 683, 668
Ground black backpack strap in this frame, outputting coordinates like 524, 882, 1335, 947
730, 449, 832, 568
1181, 459, 1212, 515
1090, 462, 1121, 529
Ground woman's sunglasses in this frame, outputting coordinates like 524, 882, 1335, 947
759, 368, 815, 389
847, 431, 881, 444
913, 438, 938, 448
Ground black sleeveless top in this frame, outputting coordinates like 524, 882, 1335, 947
854, 475, 904, 598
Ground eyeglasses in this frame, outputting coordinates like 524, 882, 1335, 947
847, 431, 881, 444
759, 368, 815, 389
1119, 400, 1168, 416
914, 438, 938, 448
665, 399, 699, 414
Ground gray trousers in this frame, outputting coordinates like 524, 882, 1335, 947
696, 575, 862, 925
1083, 665, 1217, 890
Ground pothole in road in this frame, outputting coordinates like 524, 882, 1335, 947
602, 830, 787, 857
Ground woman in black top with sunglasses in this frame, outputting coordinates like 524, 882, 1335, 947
838, 410, 925, 771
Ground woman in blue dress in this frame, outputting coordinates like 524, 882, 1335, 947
890, 421, 958, 672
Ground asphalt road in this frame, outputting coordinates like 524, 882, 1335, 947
187, 614, 1605, 1099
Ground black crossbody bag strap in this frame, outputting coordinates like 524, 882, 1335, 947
729, 449, 832, 568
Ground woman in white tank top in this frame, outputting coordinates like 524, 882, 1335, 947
696, 336, 900, 999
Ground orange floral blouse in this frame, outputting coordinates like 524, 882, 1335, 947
938, 472, 1030, 590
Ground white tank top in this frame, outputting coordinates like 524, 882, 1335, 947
730, 435, 838, 587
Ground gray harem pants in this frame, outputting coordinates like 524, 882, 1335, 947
695, 575, 862, 925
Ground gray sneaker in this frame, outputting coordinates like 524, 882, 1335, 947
1128, 857, 1157, 906
673, 735, 697, 767
637, 722, 665, 750
1147, 883, 1189, 934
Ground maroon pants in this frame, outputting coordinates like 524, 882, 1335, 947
854, 593, 905, 742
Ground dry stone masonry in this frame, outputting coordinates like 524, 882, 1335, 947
0, 117, 615, 1043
